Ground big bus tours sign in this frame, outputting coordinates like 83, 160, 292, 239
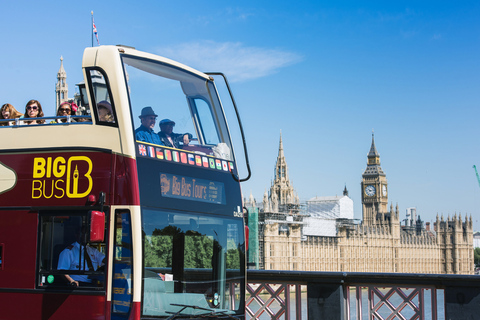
32, 156, 93, 199
160, 173, 226, 205
0, 151, 113, 206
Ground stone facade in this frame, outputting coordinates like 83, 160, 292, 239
246, 134, 474, 274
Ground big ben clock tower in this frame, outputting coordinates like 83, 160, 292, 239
361, 133, 388, 225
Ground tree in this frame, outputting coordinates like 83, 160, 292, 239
474, 248, 480, 267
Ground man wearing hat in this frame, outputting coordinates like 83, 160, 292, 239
135, 107, 163, 145
158, 119, 192, 148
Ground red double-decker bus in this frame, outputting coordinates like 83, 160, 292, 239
0, 45, 249, 319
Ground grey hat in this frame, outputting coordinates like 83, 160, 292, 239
160, 119, 175, 125
98, 100, 113, 113
139, 106, 158, 118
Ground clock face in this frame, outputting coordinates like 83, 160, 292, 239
382, 185, 387, 196
365, 185, 376, 196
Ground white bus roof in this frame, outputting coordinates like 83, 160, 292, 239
83, 45, 212, 81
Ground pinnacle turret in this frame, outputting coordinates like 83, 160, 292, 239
269, 133, 298, 207
278, 130, 284, 158
368, 132, 380, 158
363, 132, 385, 176
55, 56, 69, 111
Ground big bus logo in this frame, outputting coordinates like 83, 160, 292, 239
32, 156, 93, 199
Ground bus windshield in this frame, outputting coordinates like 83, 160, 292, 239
142, 208, 245, 317
122, 55, 234, 161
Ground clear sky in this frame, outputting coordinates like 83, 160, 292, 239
1, 1, 479, 229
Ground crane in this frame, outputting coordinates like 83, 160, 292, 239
474, 165, 480, 188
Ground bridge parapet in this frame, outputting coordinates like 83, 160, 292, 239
247, 270, 480, 319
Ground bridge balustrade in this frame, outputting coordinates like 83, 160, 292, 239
246, 270, 480, 320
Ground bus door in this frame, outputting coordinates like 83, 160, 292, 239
111, 209, 134, 320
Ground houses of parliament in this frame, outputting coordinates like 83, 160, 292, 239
245, 134, 474, 274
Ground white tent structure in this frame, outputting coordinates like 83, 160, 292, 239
303, 195, 354, 237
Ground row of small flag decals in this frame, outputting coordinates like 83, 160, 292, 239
138, 144, 234, 172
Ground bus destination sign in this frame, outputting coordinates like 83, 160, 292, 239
160, 173, 225, 205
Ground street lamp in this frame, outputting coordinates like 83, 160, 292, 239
76, 70, 109, 110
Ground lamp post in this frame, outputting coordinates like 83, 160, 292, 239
76, 70, 109, 115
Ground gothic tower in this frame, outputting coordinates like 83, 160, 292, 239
55, 56, 68, 111
361, 133, 389, 225
269, 133, 299, 212
343, 185, 349, 197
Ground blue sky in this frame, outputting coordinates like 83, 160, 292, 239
1, 1, 479, 229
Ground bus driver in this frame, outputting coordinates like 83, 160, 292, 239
57, 226, 105, 287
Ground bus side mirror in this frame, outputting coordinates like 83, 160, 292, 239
89, 210, 105, 243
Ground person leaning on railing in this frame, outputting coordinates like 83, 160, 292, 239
50, 101, 78, 123
135, 106, 163, 144
158, 118, 192, 148
20, 99, 45, 125
0, 103, 23, 126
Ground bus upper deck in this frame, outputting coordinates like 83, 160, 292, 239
1, 45, 245, 207
2, 46, 237, 158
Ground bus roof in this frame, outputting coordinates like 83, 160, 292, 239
83, 45, 212, 81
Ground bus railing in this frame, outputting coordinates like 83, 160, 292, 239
246, 270, 480, 320
0, 116, 92, 126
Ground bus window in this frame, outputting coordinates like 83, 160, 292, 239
88, 69, 116, 125
112, 210, 133, 318
37, 213, 106, 288
0, 244, 3, 270
190, 98, 220, 146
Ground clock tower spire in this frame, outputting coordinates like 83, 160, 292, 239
361, 132, 388, 225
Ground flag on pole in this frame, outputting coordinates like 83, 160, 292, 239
92, 15, 100, 45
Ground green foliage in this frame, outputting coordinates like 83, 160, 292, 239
184, 235, 213, 268
144, 227, 215, 269
474, 248, 480, 267
144, 226, 242, 270
144, 233, 173, 268
226, 247, 240, 269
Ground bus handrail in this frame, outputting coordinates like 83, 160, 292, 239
0, 115, 92, 126
205, 72, 251, 182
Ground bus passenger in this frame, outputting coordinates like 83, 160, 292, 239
0, 103, 23, 126
135, 106, 162, 145
158, 119, 192, 148
51, 101, 77, 123
97, 101, 115, 123
22, 99, 45, 124
57, 227, 105, 287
